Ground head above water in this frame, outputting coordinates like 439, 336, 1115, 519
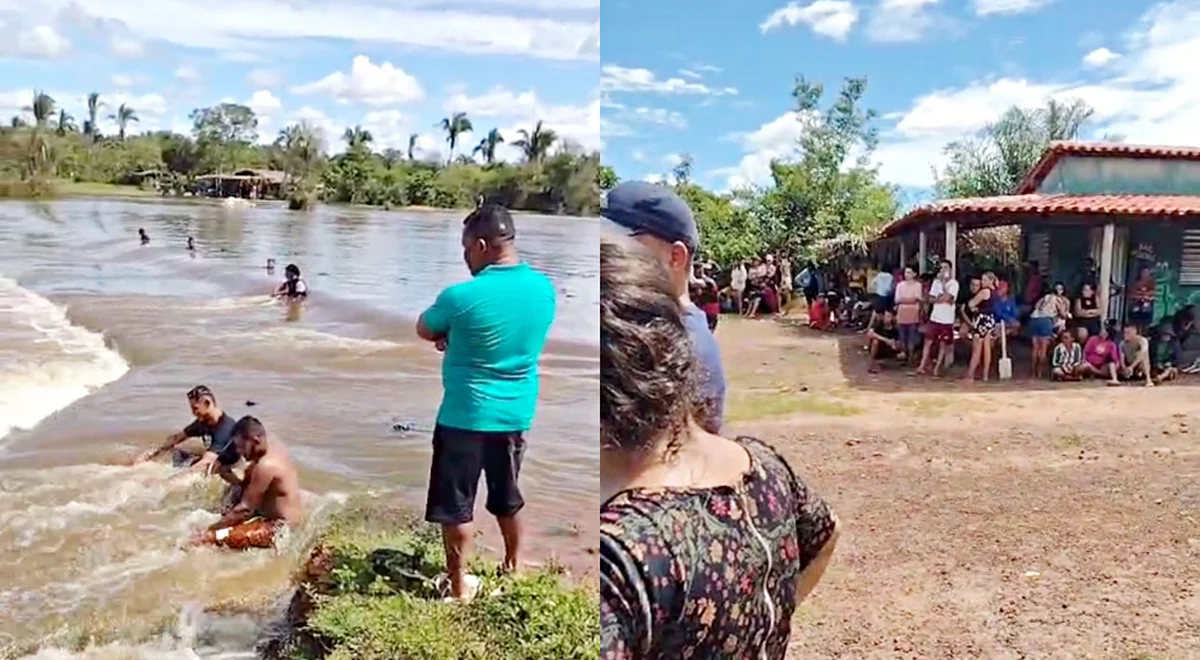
186, 385, 219, 421
461, 204, 517, 276
600, 238, 706, 459
231, 415, 269, 460
285, 264, 300, 280
601, 181, 699, 300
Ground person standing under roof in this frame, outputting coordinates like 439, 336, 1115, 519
600, 180, 726, 433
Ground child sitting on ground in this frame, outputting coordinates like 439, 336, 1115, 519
1050, 328, 1085, 381
809, 294, 831, 331
1153, 325, 1181, 384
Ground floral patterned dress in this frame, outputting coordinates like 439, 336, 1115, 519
600, 436, 836, 659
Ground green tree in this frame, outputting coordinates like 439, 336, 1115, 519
342, 125, 373, 152
671, 153, 693, 188
439, 112, 473, 164
936, 98, 1099, 198
513, 120, 556, 165
598, 164, 618, 190
26, 91, 55, 127
55, 109, 75, 136
381, 148, 403, 168
190, 103, 259, 172
749, 76, 898, 258
84, 92, 102, 141
473, 128, 504, 165
277, 121, 325, 180
110, 103, 138, 141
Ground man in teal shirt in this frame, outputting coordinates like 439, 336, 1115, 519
416, 204, 556, 601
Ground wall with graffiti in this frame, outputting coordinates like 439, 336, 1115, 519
1127, 225, 1200, 324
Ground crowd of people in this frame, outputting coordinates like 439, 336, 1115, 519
802, 256, 1198, 385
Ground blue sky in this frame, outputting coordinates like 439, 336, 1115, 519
600, 0, 1200, 199
0, 0, 599, 160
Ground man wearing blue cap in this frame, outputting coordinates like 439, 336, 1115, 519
601, 181, 726, 432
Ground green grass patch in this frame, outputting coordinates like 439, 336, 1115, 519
284, 499, 598, 660
57, 180, 158, 197
726, 391, 861, 422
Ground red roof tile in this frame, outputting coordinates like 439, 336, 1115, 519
882, 194, 1200, 237
1015, 141, 1200, 194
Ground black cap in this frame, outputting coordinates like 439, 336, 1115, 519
464, 204, 516, 242
602, 181, 699, 254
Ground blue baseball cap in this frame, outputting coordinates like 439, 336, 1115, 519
601, 181, 699, 254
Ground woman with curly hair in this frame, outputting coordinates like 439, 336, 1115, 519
600, 238, 839, 660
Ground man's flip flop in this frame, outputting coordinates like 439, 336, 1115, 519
437, 573, 481, 603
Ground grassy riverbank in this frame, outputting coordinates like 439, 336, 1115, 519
277, 499, 599, 660
0, 179, 158, 199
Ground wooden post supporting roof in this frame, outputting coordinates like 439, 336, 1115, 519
918, 231, 927, 274
1099, 222, 1115, 318
945, 220, 957, 279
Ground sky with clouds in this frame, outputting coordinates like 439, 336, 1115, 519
601, 0, 1200, 200
0, 0, 599, 162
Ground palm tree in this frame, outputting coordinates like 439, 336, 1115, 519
56, 109, 76, 136
439, 111, 473, 163
671, 153, 693, 187
512, 120, 557, 165
472, 128, 505, 165
84, 92, 102, 141
276, 121, 325, 179
407, 133, 419, 160
10, 116, 25, 128
342, 125, 373, 151
109, 103, 138, 141
25, 91, 56, 127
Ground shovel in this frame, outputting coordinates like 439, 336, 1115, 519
998, 321, 1013, 380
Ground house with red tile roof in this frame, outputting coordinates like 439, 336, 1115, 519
880, 141, 1200, 326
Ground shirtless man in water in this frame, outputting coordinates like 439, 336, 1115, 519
189, 415, 302, 550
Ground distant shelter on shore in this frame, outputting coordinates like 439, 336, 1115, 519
195, 169, 287, 200
876, 141, 1200, 328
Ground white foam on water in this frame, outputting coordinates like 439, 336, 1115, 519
259, 326, 404, 353
0, 275, 130, 442
19, 603, 261, 659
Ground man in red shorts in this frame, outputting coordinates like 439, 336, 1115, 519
916, 259, 959, 376
188, 416, 302, 551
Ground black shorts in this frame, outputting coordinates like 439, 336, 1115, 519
424, 424, 526, 525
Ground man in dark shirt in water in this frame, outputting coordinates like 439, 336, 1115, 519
188, 416, 302, 550
132, 385, 241, 486
138, 228, 150, 244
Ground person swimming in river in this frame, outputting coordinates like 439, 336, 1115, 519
187, 236, 195, 251
138, 228, 149, 245
131, 385, 242, 486
266, 258, 276, 275
188, 415, 302, 551
273, 263, 308, 300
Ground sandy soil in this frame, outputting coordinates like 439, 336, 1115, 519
714, 315, 1200, 660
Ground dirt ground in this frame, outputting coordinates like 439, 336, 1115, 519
713, 315, 1200, 660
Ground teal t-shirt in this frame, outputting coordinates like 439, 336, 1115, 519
421, 262, 557, 432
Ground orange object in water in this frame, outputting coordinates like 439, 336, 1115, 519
210, 518, 282, 550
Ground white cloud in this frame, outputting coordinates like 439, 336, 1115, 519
601, 65, 738, 95
759, 0, 859, 40
247, 89, 282, 116
679, 69, 701, 80
601, 100, 687, 132
110, 74, 134, 88
859, 0, 1200, 187
21, 0, 599, 61
442, 86, 599, 153
0, 23, 70, 58
1083, 47, 1120, 68
632, 149, 646, 162
108, 35, 143, 58
246, 68, 284, 88
971, 0, 1053, 15
174, 66, 201, 83
293, 55, 424, 106
865, 0, 941, 43
710, 112, 811, 190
